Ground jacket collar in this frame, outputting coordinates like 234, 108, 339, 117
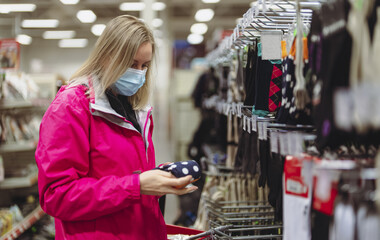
88, 75, 152, 118
87, 75, 153, 137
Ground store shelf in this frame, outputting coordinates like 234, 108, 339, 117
0, 142, 36, 154
0, 206, 45, 240
0, 100, 34, 111
0, 172, 38, 189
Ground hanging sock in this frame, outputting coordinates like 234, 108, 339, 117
281, 40, 288, 59
293, 8, 310, 111
268, 65, 283, 112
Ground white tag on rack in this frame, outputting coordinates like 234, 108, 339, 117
247, 118, 251, 133
279, 132, 288, 155
258, 122, 263, 140
263, 122, 268, 140
224, 103, 230, 116
261, 31, 282, 60
289, 132, 297, 155
237, 103, 242, 118
243, 115, 247, 131
287, 132, 293, 155
273, 131, 279, 153
252, 115, 257, 132
295, 133, 304, 155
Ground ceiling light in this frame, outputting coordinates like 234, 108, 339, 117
152, 2, 166, 11
202, 0, 220, 3
76, 10, 97, 23
119, 2, 146, 11
60, 0, 80, 5
43, 30, 75, 39
187, 34, 204, 45
91, 24, 106, 36
59, 39, 88, 48
152, 18, 163, 28
190, 23, 208, 35
195, 9, 214, 22
0, 4, 36, 13
16, 34, 32, 45
21, 19, 59, 28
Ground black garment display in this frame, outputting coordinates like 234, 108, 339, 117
106, 89, 142, 134
191, 68, 220, 109
311, 210, 331, 240
258, 139, 270, 187
244, 43, 258, 107
234, 129, 259, 175
276, 55, 293, 124
254, 59, 275, 112
267, 152, 284, 221
313, 0, 353, 150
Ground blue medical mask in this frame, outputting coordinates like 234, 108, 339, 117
113, 68, 147, 96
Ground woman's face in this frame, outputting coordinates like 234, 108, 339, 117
131, 42, 152, 70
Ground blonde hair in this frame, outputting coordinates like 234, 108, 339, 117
69, 15, 155, 110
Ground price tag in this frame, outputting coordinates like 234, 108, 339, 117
295, 133, 305, 155
231, 102, 236, 115
289, 132, 297, 154
270, 131, 278, 153
252, 115, 257, 132
286, 132, 295, 154
237, 103, 242, 118
258, 122, 263, 140
243, 115, 247, 131
279, 132, 288, 155
247, 118, 251, 133
224, 103, 230, 116
263, 122, 268, 140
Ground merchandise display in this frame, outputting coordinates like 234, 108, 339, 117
1, 0, 380, 239
0, 70, 54, 239
189, 0, 380, 239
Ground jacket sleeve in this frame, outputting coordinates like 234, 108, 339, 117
35, 87, 141, 221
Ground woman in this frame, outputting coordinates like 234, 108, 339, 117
35, 15, 197, 239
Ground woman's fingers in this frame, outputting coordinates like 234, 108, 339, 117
139, 170, 198, 196
174, 186, 198, 195
167, 175, 192, 187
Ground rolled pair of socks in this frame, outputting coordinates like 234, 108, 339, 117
156, 160, 201, 189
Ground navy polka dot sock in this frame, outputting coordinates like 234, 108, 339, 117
155, 160, 202, 188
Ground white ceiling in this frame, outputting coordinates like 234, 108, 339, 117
0, 0, 254, 44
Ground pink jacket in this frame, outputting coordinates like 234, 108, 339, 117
35, 77, 167, 239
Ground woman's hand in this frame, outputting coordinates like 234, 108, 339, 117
139, 170, 198, 196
